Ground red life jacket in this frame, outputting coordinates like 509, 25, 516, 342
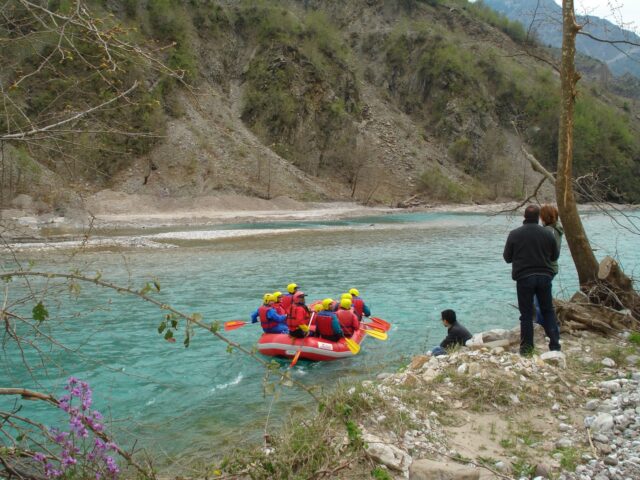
258, 305, 278, 331
316, 311, 338, 337
274, 302, 286, 316
336, 308, 358, 337
287, 304, 310, 331
281, 294, 294, 313
352, 297, 365, 319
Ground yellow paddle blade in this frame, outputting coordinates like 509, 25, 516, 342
344, 337, 360, 355
298, 324, 310, 332
363, 328, 387, 340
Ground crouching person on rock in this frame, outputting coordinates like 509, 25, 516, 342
431, 309, 472, 356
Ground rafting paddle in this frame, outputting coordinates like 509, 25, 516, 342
361, 327, 387, 340
369, 316, 391, 332
224, 320, 253, 331
343, 336, 360, 355
289, 312, 315, 368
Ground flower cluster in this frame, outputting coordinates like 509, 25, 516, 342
33, 377, 120, 479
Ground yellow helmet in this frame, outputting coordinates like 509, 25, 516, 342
349, 288, 360, 296
322, 298, 334, 310
340, 298, 352, 309
266, 294, 276, 303
313, 303, 323, 312
263, 293, 271, 304
341, 293, 351, 299
287, 283, 298, 294
273, 291, 283, 301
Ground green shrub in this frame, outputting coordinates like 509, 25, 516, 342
419, 167, 469, 202
449, 137, 473, 164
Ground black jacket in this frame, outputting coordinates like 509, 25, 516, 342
503, 221, 560, 280
440, 322, 472, 349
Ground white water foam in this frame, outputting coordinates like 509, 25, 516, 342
209, 373, 244, 393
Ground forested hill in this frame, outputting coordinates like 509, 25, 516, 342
2, 0, 640, 212
483, 0, 640, 78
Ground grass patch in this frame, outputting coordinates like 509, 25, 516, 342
218, 381, 424, 478
554, 446, 583, 472
371, 466, 393, 479
629, 332, 640, 346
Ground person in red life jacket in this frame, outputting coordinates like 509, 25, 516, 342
315, 298, 344, 342
349, 288, 371, 320
336, 297, 359, 337
280, 283, 299, 314
250, 294, 288, 334
272, 291, 286, 316
288, 291, 311, 338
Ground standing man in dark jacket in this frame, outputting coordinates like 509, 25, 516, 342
503, 204, 561, 355
432, 309, 472, 356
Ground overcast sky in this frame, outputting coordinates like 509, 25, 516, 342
552, 0, 640, 29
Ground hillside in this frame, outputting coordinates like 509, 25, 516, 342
2, 0, 640, 217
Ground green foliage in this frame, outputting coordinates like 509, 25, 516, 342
555, 447, 582, 471
629, 332, 640, 345
467, 1, 530, 44
32, 302, 49, 322
419, 167, 469, 202
448, 137, 473, 165
147, 0, 198, 79
238, 3, 360, 170
371, 467, 393, 479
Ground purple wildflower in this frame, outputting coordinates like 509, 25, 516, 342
50, 428, 69, 444
33, 452, 46, 462
105, 456, 119, 476
95, 438, 106, 451
82, 393, 92, 411
44, 462, 62, 478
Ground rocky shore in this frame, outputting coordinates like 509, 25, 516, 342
351, 325, 640, 479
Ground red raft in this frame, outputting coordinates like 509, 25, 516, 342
257, 328, 367, 361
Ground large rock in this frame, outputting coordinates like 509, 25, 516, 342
481, 329, 509, 343
363, 433, 411, 472
409, 355, 431, 371
540, 351, 567, 369
591, 413, 614, 433
472, 339, 511, 350
409, 459, 480, 480
422, 368, 439, 382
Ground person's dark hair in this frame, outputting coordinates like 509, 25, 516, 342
524, 204, 540, 223
441, 309, 456, 324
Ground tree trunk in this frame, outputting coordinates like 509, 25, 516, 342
557, 0, 599, 287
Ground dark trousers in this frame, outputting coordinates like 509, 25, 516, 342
516, 274, 561, 354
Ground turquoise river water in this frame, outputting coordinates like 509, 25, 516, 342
2, 210, 639, 466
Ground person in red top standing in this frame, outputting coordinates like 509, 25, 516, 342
288, 291, 310, 338
336, 297, 359, 337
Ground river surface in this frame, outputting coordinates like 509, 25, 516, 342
2, 210, 639, 466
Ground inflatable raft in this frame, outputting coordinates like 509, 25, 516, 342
257, 328, 367, 361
